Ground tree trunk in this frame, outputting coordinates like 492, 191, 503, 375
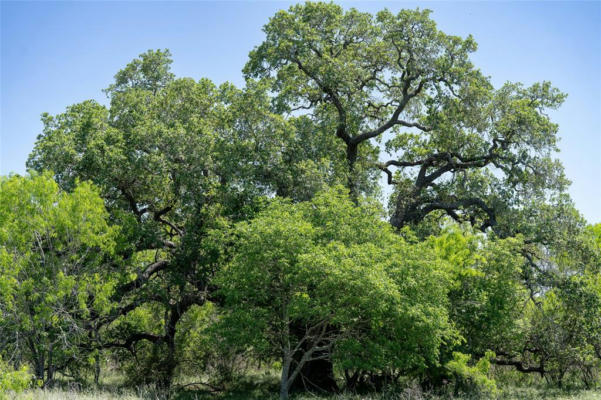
46, 344, 54, 388
157, 324, 178, 390
35, 355, 45, 385
28, 337, 45, 384
94, 352, 101, 386
343, 369, 361, 391
157, 296, 198, 390
94, 329, 101, 386
280, 355, 291, 400
346, 144, 358, 203
288, 322, 338, 393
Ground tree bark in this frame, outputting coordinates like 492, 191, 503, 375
157, 337, 177, 390
94, 329, 101, 386
35, 354, 45, 385
94, 352, 100, 386
346, 144, 358, 203
157, 295, 199, 389
280, 354, 291, 400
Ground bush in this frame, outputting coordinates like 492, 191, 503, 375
0, 356, 32, 398
446, 351, 497, 397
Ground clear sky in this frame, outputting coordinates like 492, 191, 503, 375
1, 1, 600, 223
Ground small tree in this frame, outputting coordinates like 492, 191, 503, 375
218, 187, 453, 399
446, 351, 497, 397
0, 173, 118, 386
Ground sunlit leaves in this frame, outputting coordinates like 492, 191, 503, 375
218, 187, 453, 379
0, 173, 118, 383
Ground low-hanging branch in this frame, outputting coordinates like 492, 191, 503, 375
493, 357, 545, 375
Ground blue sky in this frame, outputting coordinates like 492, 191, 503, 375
1, 1, 600, 223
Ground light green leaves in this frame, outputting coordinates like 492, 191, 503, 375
0, 173, 118, 383
0, 355, 32, 397
218, 186, 454, 377
446, 351, 497, 396
106, 49, 175, 94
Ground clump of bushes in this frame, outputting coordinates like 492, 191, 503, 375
446, 351, 497, 397
0, 356, 32, 397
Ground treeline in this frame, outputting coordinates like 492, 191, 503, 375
1, 3, 600, 399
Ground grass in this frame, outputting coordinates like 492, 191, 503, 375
4, 370, 600, 400
6, 386, 601, 400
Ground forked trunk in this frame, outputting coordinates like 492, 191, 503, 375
288, 321, 338, 393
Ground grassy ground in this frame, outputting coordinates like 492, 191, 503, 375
7, 386, 601, 400
5, 370, 600, 400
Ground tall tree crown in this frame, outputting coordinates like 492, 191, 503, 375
245, 2, 569, 234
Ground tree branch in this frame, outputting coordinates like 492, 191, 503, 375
101, 332, 163, 351
293, 57, 350, 145
493, 357, 544, 375
115, 260, 169, 296
352, 80, 428, 145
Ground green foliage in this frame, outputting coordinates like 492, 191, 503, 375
0, 356, 32, 397
1, 2, 596, 396
175, 302, 249, 387
446, 351, 497, 397
521, 275, 601, 389
25, 47, 348, 387
0, 173, 117, 385
245, 2, 568, 231
105, 303, 166, 387
496, 222, 601, 390
432, 228, 527, 354
218, 187, 454, 397
106, 49, 175, 94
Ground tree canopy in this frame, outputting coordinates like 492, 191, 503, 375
1, 2, 599, 399
245, 2, 568, 235
0, 173, 118, 386
218, 188, 453, 398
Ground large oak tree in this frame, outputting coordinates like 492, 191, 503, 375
18, 3, 598, 394
26, 48, 351, 388
244, 2, 568, 234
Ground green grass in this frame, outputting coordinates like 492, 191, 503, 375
5, 370, 600, 400
7, 386, 601, 400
